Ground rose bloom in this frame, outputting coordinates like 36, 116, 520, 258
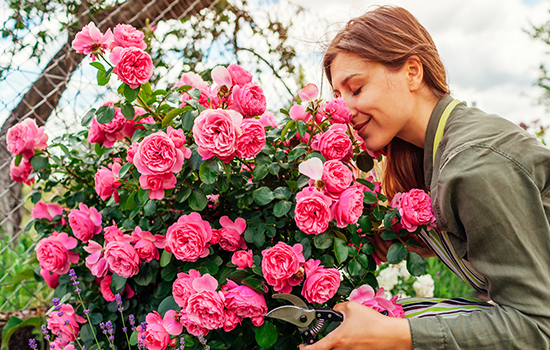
95, 163, 121, 201
99, 275, 135, 302
68, 203, 102, 243
175, 71, 209, 90
236, 118, 266, 159
218, 216, 247, 252
193, 108, 243, 163
312, 124, 352, 161
223, 309, 242, 332
230, 83, 267, 118
104, 240, 140, 278
289, 104, 312, 123
223, 280, 268, 320
172, 269, 202, 308
87, 104, 131, 148
261, 242, 305, 293
47, 304, 86, 343
322, 160, 353, 197
32, 201, 64, 222
133, 131, 185, 176
6, 118, 48, 159
110, 47, 153, 89
111, 24, 146, 49
231, 250, 253, 270
10, 158, 34, 185
165, 212, 212, 262
393, 189, 436, 232
349, 285, 404, 318
139, 172, 177, 200
227, 64, 253, 86
36, 232, 79, 275
71, 22, 113, 59
104, 221, 124, 244
83, 240, 108, 278
179, 311, 210, 337
259, 111, 278, 128
126, 142, 140, 163
319, 97, 352, 124
294, 187, 333, 235
139, 311, 182, 350
40, 269, 59, 289
132, 226, 165, 262
332, 185, 364, 228
185, 275, 226, 330
301, 259, 340, 304
298, 83, 319, 102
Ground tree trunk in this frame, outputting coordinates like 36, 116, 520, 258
0, 0, 218, 239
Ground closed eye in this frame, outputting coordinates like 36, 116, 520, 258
352, 87, 362, 96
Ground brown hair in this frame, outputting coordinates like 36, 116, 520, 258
323, 5, 449, 199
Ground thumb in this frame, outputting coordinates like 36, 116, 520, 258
333, 301, 352, 317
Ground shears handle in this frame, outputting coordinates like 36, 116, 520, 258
300, 309, 344, 344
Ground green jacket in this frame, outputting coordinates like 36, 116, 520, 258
408, 95, 550, 349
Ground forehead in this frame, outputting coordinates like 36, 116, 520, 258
330, 52, 382, 87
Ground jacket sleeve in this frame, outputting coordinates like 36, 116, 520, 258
408, 145, 550, 349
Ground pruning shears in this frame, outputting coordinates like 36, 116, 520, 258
265, 293, 344, 345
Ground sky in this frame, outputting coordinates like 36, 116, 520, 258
273, 0, 550, 125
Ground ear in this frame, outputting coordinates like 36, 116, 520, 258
405, 55, 424, 92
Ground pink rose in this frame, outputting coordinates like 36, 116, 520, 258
320, 97, 352, 124
99, 275, 134, 302
178, 311, 210, 337
223, 309, 242, 332
10, 158, 34, 185
227, 64, 253, 86
112, 24, 146, 49
104, 221, 124, 244
259, 111, 277, 128
212, 66, 233, 88
72, 22, 113, 59
231, 250, 253, 270
332, 186, 364, 228
229, 83, 266, 118
139, 311, 182, 350
32, 201, 64, 222
298, 83, 319, 102
104, 240, 140, 278
349, 285, 404, 318
294, 187, 333, 235
167, 126, 192, 158
36, 232, 79, 275
87, 104, 129, 148
218, 216, 247, 252
301, 259, 340, 304
126, 142, 139, 163
289, 104, 312, 123
175, 72, 209, 90
236, 118, 266, 159
180, 86, 214, 108
193, 109, 243, 163
139, 172, 177, 200
261, 242, 305, 293
172, 269, 202, 308
322, 160, 353, 197
134, 131, 185, 175
132, 226, 165, 262
165, 212, 212, 262
95, 163, 121, 201
223, 280, 268, 320
40, 269, 60, 289
185, 274, 225, 330
393, 189, 436, 232
312, 124, 352, 161
68, 203, 102, 243
47, 304, 86, 343
6, 118, 48, 159
110, 47, 153, 89
83, 240, 108, 277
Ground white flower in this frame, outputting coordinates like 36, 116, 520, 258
396, 261, 410, 280
377, 265, 399, 291
413, 274, 434, 298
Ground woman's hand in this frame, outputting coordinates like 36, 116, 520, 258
298, 301, 412, 350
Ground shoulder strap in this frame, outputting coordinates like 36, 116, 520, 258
433, 99, 461, 165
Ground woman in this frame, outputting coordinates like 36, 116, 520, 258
301, 5, 550, 350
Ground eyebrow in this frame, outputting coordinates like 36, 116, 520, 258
333, 73, 360, 94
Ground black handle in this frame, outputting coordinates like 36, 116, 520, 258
314, 309, 344, 322
300, 328, 318, 345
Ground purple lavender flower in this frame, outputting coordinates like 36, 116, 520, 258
29, 338, 38, 350
115, 293, 123, 312
41, 324, 50, 340
52, 298, 61, 311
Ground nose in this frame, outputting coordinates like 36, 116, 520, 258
341, 95, 358, 119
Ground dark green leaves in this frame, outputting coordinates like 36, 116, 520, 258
357, 152, 375, 173
30, 155, 49, 171
96, 105, 116, 124
189, 190, 207, 211
199, 158, 218, 184
162, 108, 184, 127
406, 252, 426, 276
256, 321, 278, 348
273, 200, 292, 217
110, 273, 126, 294
386, 242, 408, 264
81, 108, 97, 127
314, 232, 334, 249
253, 187, 274, 206
121, 103, 135, 120
334, 237, 349, 264
124, 84, 140, 102
157, 296, 179, 317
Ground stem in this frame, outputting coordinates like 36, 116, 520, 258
76, 292, 102, 350
120, 311, 133, 350
98, 52, 114, 68
136, 94, 159, 120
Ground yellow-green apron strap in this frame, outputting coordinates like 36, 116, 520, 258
433, 99, 461, 165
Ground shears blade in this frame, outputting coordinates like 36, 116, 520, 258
266, 305, 316, 328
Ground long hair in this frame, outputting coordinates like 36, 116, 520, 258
323, 5, 449, 199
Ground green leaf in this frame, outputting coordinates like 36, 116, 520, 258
406, 239, 425, 248
361, 242, 374, 255
386, 242, 408, 264
297, 120, 307, 137
110, 273, 126, 294
162, 108, 184, 127
256, 321, 278, 348
273, 186, 292, 200
126, 191, 137, 210
118, 163, 133, 179
380, 230, 398, 240
142, 82, 153, 96
252, 164, 268, 181
199, 158, 219, 184
242, 276, 264, 293
81, 108, 97, 127
90, 61, 105, 71
96, 105, 116, 124
280, 120, 296, 141
31, 191, 41, 204
287, 148, 307, 162
97, 68, 111, 86
406, 252, 426, 276
188, 88, 201, 99
314, 231, 334, 249
176, 187, 192, 202
157, 296, 179, 317
363, 191, 378, 204
181, 109, 195, 130
348, 259, 363, 276
273, 200, 292, 217
124, 84, 140, 102
130, 331, 138, 346
357, 152, 375, 173
253, 187, 274, 206
143, 200, 157, 215
121, 103, 135, 120
89, 312, 103, 325
384, 210, 397, 230
357, 253, 370, 269
14, 154, 23, 167
30, 155, 49, 171
138, 188, 149, 204
334, 237, 349, 264
160, 250, 172, 267
189, 190, 207, 211
134, 261, 158, 286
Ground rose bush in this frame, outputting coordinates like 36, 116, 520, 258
14, 22, 438, 350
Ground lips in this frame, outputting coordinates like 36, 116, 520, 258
352, 117, 371, 133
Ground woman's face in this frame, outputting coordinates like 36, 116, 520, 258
331, 52, 416, 151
